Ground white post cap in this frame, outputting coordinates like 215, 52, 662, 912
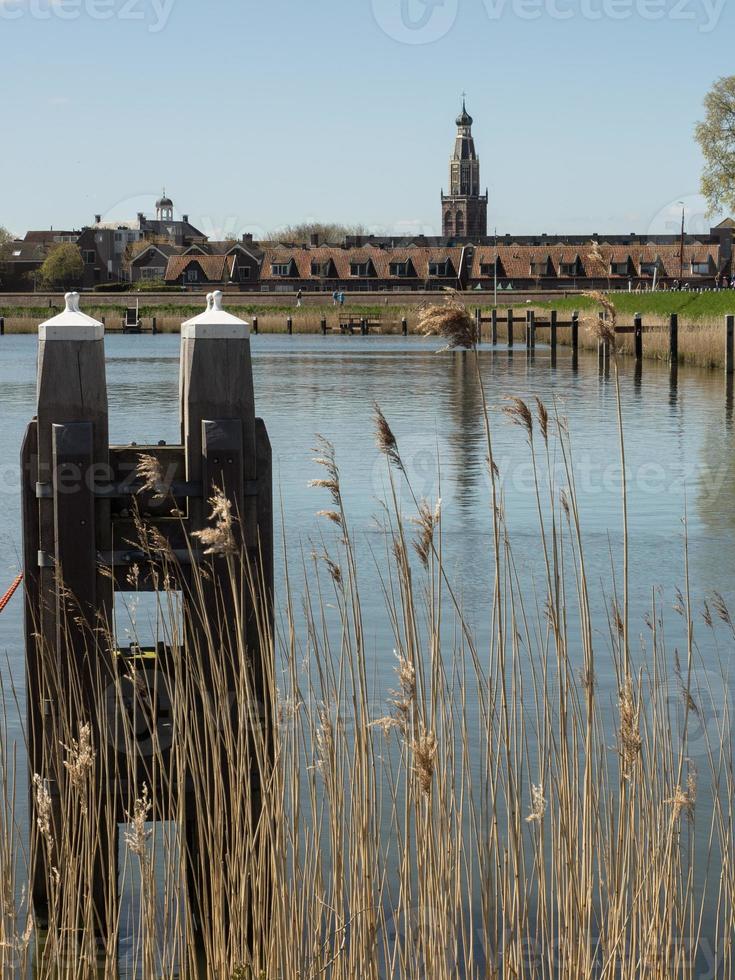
181, 290, 249, 339
39, 292, 104, 341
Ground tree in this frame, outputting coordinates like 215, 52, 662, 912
264, 221, 367, 244
695, 76, 735, 215
39, 244, 84, 289
0, 226, 12, 262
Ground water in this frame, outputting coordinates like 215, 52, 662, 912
1, 332, 734, 971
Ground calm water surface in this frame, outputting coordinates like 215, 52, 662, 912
1, 332, 734, 970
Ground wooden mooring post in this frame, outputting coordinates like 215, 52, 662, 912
491, 309, 498, 346
321, 316, 328, 335
22, 290, 274, 936
634, 313, 643, 362
253, 315, 259, 335
726, 315, 734, 376
669, 313, 678, 364
571, 311, 579, 355
526, 310, 536, 350
507, 307, 514, 347
0, 316, 4, 336
401, 316, 408, 336
286, 316, 293, 335
549, 310, 557, 354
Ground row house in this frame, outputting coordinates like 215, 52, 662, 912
258, 244, 466, 292
468, 243, 725, 290
128, 237, 262, 288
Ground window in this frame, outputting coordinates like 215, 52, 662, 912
311, 261, 325, 276
84, 250, 96, 265
186, 268, 200, 282
271, 263, 291, 276
390, 262, 411, 277
350, 262, 370, 276
12, 250, 21, 257
530, 262, 549, 276
611, 262, 629, 276
479, 262, 497, 276
640, 262, 659, 276
560, 263, 577, 276
141, 267, 164, 280
238, 266, 251, 281
692, 262, 710, 275
429, 261, 450, 277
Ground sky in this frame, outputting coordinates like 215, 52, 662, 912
0, 0, 732, 239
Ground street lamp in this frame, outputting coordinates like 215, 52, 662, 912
677, 201, 686, 282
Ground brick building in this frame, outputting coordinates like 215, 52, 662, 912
441, 100, 488, 238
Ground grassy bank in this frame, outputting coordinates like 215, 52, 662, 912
477, 291, 735, 370
0, 306, 421, 335
531, 290, 735, 319
2, 349, 735, 977
479, 310, 734, 370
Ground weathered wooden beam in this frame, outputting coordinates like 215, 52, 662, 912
669, 313, 678, 364
32, 292, 115, 932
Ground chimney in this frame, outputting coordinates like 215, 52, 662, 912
310, 232, 320, 247
94, 214, 101, 224
242, 232, 253, 244
183, 214, 189, 223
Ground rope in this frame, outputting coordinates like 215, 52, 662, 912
0, 574, 23, 614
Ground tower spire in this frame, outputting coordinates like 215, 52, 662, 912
441, 101, 487, 239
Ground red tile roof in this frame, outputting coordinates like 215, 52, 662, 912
470, 243, 721, 278
165, 254, 237, 282
259, 245, 464, 281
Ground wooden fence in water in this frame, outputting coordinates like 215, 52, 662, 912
475, 307, 735, 374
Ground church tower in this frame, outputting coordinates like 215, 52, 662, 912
441, 100, 488, 238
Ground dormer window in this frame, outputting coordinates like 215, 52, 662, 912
429, 261, 451, 277
691, 261, 710, 275
271, 262, 292, 276
640, 261, 660, 276
311, 261, 325, 276
390, 261, 412, 277
350, 262, 371, 276
611, 261, 630, 275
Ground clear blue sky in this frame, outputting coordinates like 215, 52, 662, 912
0, 0, 731, 238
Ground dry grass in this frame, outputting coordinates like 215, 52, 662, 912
0, 310, 420, 336
2, 344, 735, 977
483, 309, 733, 370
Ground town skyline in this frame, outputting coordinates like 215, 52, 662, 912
0, 1, 731, 239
